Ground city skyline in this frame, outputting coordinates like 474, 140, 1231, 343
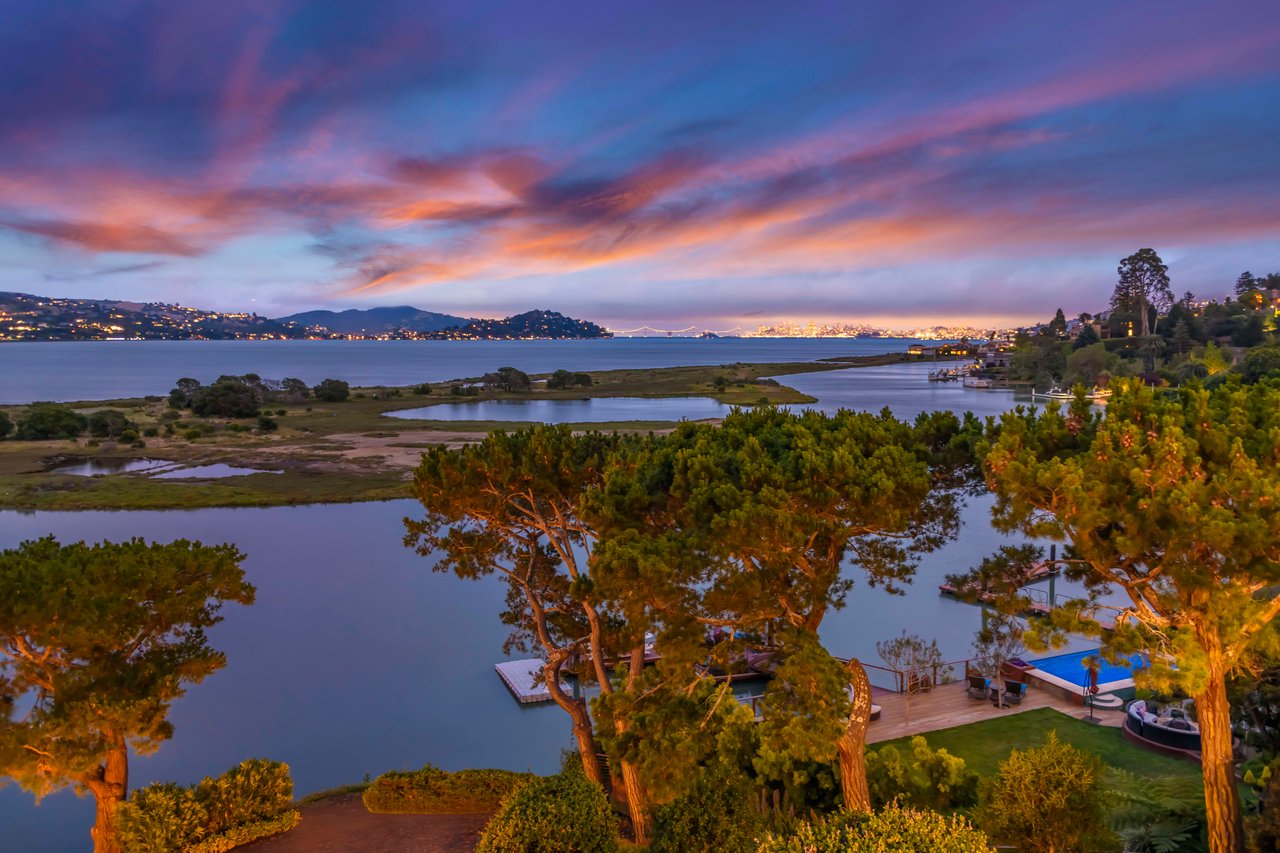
1, 1, 1278, 327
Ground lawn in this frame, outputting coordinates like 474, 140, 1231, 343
871, 707, 1203, 784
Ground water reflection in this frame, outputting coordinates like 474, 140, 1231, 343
386, 396, 732, 423
50, 458, 174, 476
151, 464, 277, 479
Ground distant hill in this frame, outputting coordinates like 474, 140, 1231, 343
432, 310, 612, 340
0, 291, 310, 341
277, 306, 471, 335
0, 292, 612, 342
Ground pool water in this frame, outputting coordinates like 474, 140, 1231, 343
1029, 649, 1145, 686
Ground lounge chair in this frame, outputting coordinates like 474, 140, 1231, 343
966, 673, 989, 700
1002, 680, 1027, 704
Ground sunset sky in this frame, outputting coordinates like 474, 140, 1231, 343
1, 0, 1278, 327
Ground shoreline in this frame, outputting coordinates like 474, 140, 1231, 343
0, 354, 942, 511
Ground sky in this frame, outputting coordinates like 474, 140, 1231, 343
1, 0, 1278, 329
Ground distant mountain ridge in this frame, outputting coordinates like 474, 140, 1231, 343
277, 306, 471, 335
0, 292, 612, 341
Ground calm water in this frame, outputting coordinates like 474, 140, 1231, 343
151, 464, 277, 479
51, 458, 174, 476
0, 338, 935, 403
0, 497, 1045, 851
780, 361, 1038, 422
387, 396, 733, 423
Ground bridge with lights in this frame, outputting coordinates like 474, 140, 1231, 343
606, 324, 748, 337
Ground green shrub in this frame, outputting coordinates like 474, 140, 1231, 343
191, 379, 261, 418
476, 771, 618, 853
313, 378, 350, 402
256, 416, 278, 432
119, 429, 139, 444
867, 735, 978, 810
16, 402, 86, 440
184, 428, 202, 441
132, 439, 146, 449
546, 370, 594, 390
143, 426, 159, 438
87, 409, 134, 438
275, 409, 286, 416
651, 772, 764, 853
118, 759, 296, 853
0, 410, 12, 439
1248, 756, 1280, 853
755, 803, 992, 853
362, 765, 534, 814
186, 811, 300, 853
196, 758, 294, 833
413, 384, 433, 395
119, 783, 208, 852
1105, 768, 1206, 853
976, 733, 1116, 853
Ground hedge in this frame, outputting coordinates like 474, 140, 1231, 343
118, 758, 298, 853
476, 771, 618, 853
362, 764, 535, 814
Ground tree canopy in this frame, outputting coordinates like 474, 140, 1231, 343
15, 402, 86, 440
482, 367, 532, 392
312, 378, 350, 402
1112, 248, 1173, 338
0, 537, 254, 853
968, 378, 1280, 853
590, 406, 975, 811
405, 425, 652, 837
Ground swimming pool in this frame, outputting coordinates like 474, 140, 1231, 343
1029, 649, 1145, 689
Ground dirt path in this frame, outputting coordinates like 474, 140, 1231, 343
240, 795, 490, 853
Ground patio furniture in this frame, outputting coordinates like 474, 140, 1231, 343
966, 673, 989, 700
1002, 680, 1027, 704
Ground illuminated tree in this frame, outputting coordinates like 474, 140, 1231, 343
591, 407, 971, 812
405, 426, 652, 840
967, 379, 1280, 853
0, 537, 253, 853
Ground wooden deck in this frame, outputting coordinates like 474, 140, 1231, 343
865, 680, 1124, 744
495, 659, 570, 704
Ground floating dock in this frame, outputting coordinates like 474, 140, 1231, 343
495, 659, 570, 704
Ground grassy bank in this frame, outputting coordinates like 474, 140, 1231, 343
0, 354, 921, 511
871, 708, 1201, 783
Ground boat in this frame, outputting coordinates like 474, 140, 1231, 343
1031, 385, 1073, 401
928, 369, 960, 382
962, 376, 993, 389
1032, 385, 1112, 402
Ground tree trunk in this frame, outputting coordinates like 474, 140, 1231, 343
836, 658, 872, 813
543, 658, 606, 787
1196, 651, 1245, 853
88, 736, 128, 853
616, 646, 651, 845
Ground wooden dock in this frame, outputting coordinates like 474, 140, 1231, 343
495, 659, 570, 704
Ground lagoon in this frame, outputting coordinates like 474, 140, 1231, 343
386, 396, 734, 423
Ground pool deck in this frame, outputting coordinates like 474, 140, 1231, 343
866, 679, 1123, 744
